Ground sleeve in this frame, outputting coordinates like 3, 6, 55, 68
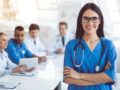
0, 66, 12, 76
104, 41, 117, 84
4, 52, 17, 75
64, 42, 74, 68
7, 56, 17, 69
6, 43, 20, 64
0, 52, 17, 76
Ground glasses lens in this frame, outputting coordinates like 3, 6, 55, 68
82, 16, 99, 23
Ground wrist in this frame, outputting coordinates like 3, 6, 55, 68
78, 73, 84, 80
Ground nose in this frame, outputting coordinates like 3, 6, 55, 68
87, 20, 93, 25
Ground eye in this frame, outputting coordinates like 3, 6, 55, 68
82, 17, 89, 20
92, 17, 99, 21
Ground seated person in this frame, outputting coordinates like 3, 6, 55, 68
24, 23, 47, 56
6, 26, 46, 64
50, 21, 72, 54
0, 32, 33, 76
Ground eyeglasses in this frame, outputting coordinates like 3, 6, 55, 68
82, 16, 100, 23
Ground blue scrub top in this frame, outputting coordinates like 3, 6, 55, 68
64, 38, 117, 90
6, 39, 33, 64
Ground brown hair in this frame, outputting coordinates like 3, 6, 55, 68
59, 21, 68, 29
14, 26, 24, 33
29, 23, 40, 32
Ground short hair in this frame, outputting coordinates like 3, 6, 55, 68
0, 32, 7, 37
29, 23, 40, 32
14, 26, 24, 33
59, 21, 68, 29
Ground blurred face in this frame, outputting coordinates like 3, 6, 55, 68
0, 35, 8, 49
14, 30, 25, 44
29, 29, 39, 39
59, 24, 67, 37
82, 9, 100, 35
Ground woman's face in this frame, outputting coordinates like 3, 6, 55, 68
0, 35, 8, 49
82, 9, 100, 35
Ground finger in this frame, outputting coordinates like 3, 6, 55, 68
105, 61, 110, 68
107, 63, 111, 69
19, 64, 27, 68
64, 70, 71, 74
104, 64, 109, 70
64, 71, 71, 76
64, 70, 70, 74
104, 62, 111, 70
64, 74, 71, 78
64, 67, 71, 70
29, 67, 35, 71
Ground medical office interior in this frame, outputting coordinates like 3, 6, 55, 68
0, 0, 120, 90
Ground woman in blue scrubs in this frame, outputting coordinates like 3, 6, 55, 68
63, 3, 117, 90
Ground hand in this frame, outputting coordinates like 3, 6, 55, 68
26, 67, 36, 72
64, 67, 80, 80
56, 48, 64, 54
38, 56, 47, 63
104, 61, 111, 71
12, 65, 27, 73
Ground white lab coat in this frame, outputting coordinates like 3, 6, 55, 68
0, 50, 16, 76
24, 34, 46, 56
50, 34, 72, 53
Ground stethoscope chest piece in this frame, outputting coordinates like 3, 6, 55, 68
95, 65, 100, 72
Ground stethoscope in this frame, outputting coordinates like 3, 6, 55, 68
73, 38, 105, 72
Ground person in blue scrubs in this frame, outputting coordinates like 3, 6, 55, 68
63, 3, 117, 90
0, 32, 34, 76
6, 26, 47, 64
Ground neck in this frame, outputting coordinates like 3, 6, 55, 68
83, 33, 99, 42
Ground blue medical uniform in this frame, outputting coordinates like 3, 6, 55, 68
64, 38, 117, 90
6, 39, 33, 64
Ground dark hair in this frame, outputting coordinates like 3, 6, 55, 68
59, 21, 68, 29
75, 3, 104, 39
29, 23, 40, 32
14, 26, 24, 33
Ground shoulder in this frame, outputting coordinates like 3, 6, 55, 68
101, 37, 115, 49
2, 50, 8, 57
66, 38, 78, 48
7, 39, 15, 46
101, 37, 113, 45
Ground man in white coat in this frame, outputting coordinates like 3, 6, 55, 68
24, 24, 47, 56
50, 21, 72, 54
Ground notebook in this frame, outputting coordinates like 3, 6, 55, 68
19, 57, 38, 68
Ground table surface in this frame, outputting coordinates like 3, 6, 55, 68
0, 55, 64, 90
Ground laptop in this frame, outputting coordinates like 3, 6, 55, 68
19, 57, 38, 68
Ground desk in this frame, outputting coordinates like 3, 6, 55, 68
0, 55, 64, 90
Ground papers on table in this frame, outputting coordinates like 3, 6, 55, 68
19, 57, 38, 68
0, 81, 21, 89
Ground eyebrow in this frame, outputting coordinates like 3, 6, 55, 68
82, 16, 99, 17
